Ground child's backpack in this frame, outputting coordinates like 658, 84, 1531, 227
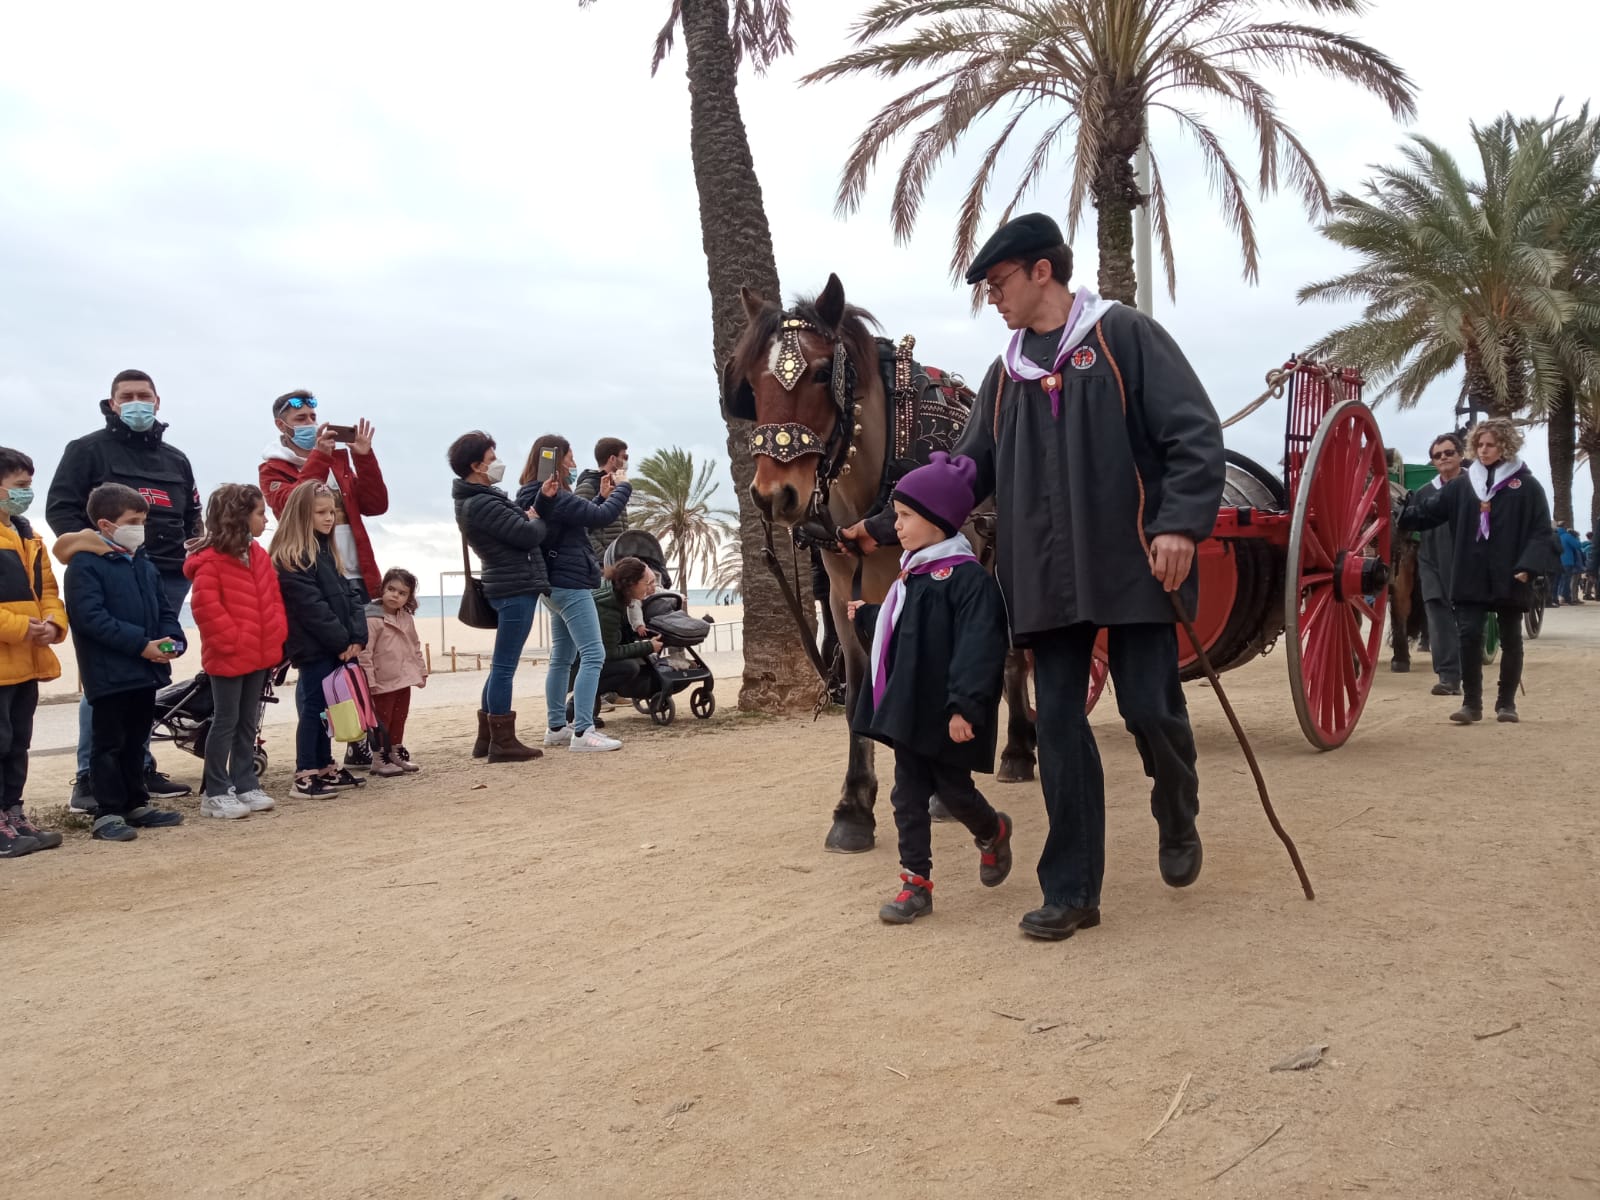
322, 662, 379, 744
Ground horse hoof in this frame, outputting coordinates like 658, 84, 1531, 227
996, 756, 1035, 784
825, 819, 876, 854
1390, 660, 1410, 673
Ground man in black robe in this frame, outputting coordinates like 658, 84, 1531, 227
845, 213, 1225, 941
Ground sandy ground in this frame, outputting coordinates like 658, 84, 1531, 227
4, 608, 1599, 1199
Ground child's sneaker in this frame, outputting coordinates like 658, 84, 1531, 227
68, 772, 97, 815
91, 815, 138, 842
977, 812, 1013, 887
569, 728, 622, 753
201, 793, 251, 820
293, 776, 336, 800
369, 752, 406, 778
6, 807, 62, 850
322, 768, 366, 790
393, 746, 421, 774
237, 789, 276, 812
127, 806, 184, 828
544, 725, 574, 748
879, 873, 933, 924
0, 815, 40, 858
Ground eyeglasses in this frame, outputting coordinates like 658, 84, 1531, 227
274, 396, 318, 416
1429, 448, 1458, 460
983, 264, 1027, 302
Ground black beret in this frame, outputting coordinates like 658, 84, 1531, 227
964, 212, 1066, 284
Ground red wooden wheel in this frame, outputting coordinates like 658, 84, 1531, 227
1284, 398, 1392, 750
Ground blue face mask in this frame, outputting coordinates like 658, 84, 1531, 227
0, 487, 32, 516
567, 469, 578, 487
290, 425, 319, 451
118, 401, 158, 432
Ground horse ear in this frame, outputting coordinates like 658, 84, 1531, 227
739, 285, 768, 324
816, 273, 846, 330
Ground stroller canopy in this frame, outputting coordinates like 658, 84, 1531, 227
604, 530, 673, 590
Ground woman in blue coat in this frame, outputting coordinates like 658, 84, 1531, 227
516, 435, 630, 753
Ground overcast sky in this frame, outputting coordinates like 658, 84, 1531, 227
3, 0, 1598, 597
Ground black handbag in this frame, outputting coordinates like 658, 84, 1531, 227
458, 532, 498, 630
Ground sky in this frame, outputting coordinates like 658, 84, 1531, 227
3, 0, 1599, 598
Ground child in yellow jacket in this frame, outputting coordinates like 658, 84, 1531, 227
0, 447, 68, 857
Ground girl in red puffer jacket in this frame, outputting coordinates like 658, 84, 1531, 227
182, 484, 289, 819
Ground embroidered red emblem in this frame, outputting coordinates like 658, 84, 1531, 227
1070, 346, 1096, 369
931, 567, 953, 580
1508, 479, 1521, 489
138, 487, 173, 509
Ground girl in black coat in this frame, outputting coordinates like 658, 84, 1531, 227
271, 481, 368, 797
1401, 419, 1562, 724
846, 453, 1014, 925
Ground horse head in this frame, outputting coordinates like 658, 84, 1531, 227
723, 273, 883, 529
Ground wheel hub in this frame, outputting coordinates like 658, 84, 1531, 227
1332, 551, 1389, 601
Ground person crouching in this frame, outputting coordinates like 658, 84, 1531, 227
847, 452, 1014, 924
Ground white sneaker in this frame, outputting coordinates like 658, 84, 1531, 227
237, 789, 276, 812
201, 793, 251, 820
569, 728, 622, 753
544, 726, 574, 747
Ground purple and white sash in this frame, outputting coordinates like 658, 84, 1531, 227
870, 534, 979, 707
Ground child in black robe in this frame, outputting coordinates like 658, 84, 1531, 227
848, 453, 1013, 924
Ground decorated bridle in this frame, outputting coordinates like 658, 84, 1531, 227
744, 313, 862, 502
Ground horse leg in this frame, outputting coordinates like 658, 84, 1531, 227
996, 647, 1037, 783
825, 589, 877, 854
1390, 546, 1414, 672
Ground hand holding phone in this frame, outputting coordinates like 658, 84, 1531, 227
324, 424, 358, 442
535, 447, 558, 484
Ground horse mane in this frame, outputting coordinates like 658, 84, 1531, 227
729, 294, 883, 389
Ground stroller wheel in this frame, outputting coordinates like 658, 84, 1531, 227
633, 698, 651, 716
649, 694, 676, 726
690, 686, 715, 720
253, 748, 269, 779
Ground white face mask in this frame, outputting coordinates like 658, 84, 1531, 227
484, 460, 507, 484
110, 524, 146, 551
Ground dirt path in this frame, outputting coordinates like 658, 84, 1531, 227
5, 611, 1599, 1199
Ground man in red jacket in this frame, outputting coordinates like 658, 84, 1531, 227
260, 390, 389, 769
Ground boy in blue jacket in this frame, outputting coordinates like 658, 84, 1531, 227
62, 483, 187, 841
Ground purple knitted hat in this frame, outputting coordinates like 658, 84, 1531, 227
892, 452, 978, 538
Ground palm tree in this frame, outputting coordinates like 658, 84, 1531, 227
804, 0, 1416, 304
631, 448, 739, 595
1298, 121, 1576, 420
706, 535, 744, 602
579, 0, 818, 713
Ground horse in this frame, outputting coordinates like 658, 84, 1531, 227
1385, 474, 1426, 672
722, 273, 1037, 854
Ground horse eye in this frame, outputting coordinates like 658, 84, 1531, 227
812, 367, 832, 385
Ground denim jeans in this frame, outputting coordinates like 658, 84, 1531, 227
76, 571, 192, 778
482, 592, 539, 715
294, 656, 341, 774
543, 588, 604, 735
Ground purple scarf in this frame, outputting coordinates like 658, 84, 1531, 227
870, 535, 979, 707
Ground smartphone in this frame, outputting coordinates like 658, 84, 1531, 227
535, 447, 558, 483
324, 424, 357, 442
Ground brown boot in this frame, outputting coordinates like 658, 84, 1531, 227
486, 712, 543, 763
472, 710, 490, 759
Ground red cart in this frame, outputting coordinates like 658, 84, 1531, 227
1085, 359, 1392, 750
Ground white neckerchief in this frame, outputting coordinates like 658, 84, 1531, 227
1467, 456, 1522, 500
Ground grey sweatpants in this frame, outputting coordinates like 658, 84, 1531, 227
203, 670, 268, 797
1424, 598, 1461, 687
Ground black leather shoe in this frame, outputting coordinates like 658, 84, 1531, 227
1018, 904, 1101, 941
1159, 835, 1203, 888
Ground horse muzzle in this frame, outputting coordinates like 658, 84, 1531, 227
750, 423, 826, 463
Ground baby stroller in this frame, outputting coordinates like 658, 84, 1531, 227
598, 531, 717, 725
150, 659, 293, 780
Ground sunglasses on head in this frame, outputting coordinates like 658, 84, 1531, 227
276, 396, 318, 415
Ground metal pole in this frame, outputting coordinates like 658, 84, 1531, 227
1135, 131, 1153, 316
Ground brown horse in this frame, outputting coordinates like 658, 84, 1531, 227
1386, 477, 1426, 672
723, 274, 1036, 855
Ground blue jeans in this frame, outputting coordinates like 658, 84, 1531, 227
77, 571, 191, 778
295, 656, 341, 774
482, 593, 539, 715
543, 588, 604, 735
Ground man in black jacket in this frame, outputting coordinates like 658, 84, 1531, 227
844, 214, 1225, 943
47, 369, 201, 808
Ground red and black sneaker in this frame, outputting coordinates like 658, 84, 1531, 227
879, 872, 933, 924
977, 812, 1013, 887
6, 806, 62, 851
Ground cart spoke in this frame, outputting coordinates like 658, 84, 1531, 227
1347, 474, 1386, 547
1300, 518, 1336, 569
1351, 592, 1380, 624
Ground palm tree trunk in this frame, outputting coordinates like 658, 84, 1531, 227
679, 0, 815, 713
1547, 379, 1576, 526
1462, 339, 1497, 423
1091, 113, 1142, 305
